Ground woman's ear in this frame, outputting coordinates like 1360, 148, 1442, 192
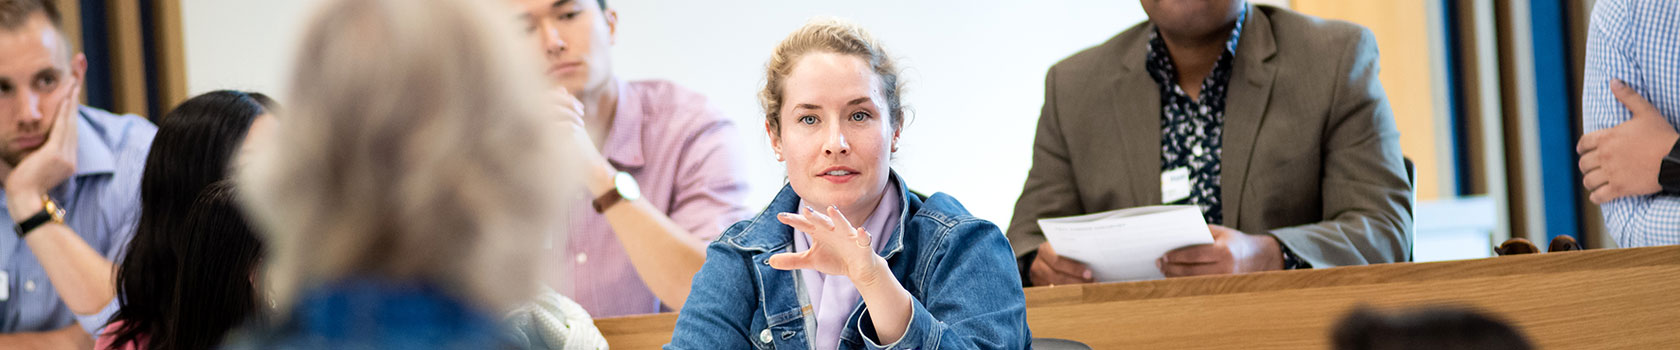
766, 120, 784, 161
890, 124, 902, 153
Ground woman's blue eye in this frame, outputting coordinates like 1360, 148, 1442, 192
799, 116, 817, 125
850, 112, 869, 122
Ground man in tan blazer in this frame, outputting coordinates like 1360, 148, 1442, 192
1008, 0, 1412, 287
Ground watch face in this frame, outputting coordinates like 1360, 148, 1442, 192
615, 172, 642, 201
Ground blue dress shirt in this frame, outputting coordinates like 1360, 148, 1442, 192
1583, 0, 1680, 247
0, 106, 154, 335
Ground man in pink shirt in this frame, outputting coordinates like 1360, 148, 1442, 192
510, 0, 751, 317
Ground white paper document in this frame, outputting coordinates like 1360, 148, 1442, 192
1037, 205, 1214, 282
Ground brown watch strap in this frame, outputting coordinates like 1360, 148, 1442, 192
592, 190, 624, 213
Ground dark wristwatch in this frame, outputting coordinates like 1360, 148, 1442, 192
1660, 140, 1680, 194
591, 171, 642, 213
14, 195, 65, 238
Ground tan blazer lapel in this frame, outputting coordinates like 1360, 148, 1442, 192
1108, 26, 1164, 206
1221, 5, 1278, 228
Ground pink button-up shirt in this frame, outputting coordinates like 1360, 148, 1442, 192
546, 80, 751, 318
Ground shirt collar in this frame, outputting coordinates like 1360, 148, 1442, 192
600, 80, 646, 170
74, 107, 117, 177
1224, 6, 1248, 55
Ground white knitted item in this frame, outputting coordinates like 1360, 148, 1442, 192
508, 291, 609, 350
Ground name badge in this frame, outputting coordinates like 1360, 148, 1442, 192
1162, 167, 1192, 204
0, 271, 8, 301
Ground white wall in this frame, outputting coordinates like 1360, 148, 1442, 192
180, 0, 325, 99
182, 0, 1150, 227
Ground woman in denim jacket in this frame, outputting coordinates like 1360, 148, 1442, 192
665, 18, 1031, 350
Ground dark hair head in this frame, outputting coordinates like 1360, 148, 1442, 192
0, 0, 61, 30
167, 181, 266, 349
1332, 306, 1533, 350
106, 91, 273, 350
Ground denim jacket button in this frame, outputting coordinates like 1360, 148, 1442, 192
759, 329, 773, 343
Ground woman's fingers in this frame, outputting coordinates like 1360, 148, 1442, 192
822, 205, 869, 246
780, 206, 850, 240
803, 205, 835, 230
766, 250, 813, 271
776, 212, 819, 232
781, 205, 874, 252
854, 228, 872, 249
826, 206, 854, 231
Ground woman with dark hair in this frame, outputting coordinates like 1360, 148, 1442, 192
98, 90, 276, 350
161, 181, 265, 349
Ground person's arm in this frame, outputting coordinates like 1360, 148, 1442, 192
1578, 81, 1676, 203
1267, 28, 1412, 267
551, 88, 721, 310
663, 235, 758, 350
7, 84, 118, 316
770, 207, 1029, 349
1580, 0, 1680, 247
588, 118, 747, 311
588, 166, 709, 310
0, 324, 94, 350
856, 220, 1030, 350
622, 115, 750, 309
1007, 65, 1095, 287
13, 219, 117, 315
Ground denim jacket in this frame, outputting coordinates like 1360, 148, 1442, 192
666, 172, 1031, 350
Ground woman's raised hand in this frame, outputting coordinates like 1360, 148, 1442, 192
767, 205, 893, 287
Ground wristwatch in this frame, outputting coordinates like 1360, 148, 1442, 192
1279, 239, 1311, 270
14, 195, 65, 238
591, 171, 642, 213
1661, 140, 1680, 194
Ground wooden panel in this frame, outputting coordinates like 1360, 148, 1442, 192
598, 246, 1680, 349
1028, 267, 1678, 349
1292, 1, 1447, 200
106, 0, 148, 116
52, 0, 80, 54
1024, 246, 1680, 349
597, 313, 679, 350
149, 0, 188, 112
52, 0, 82, 105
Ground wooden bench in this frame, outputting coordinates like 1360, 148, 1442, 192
598, 245, 1680, 349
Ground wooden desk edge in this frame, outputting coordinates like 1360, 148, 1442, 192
1024, 245, 1680, 306
596, 246, 1680, 343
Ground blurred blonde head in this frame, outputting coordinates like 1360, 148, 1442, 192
239, 0, 573, 312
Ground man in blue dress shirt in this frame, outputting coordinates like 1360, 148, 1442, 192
1577, 0, 1680, 248
0, 1, 155, 348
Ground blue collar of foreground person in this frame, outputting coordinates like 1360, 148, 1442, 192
230, 278, 520, 349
